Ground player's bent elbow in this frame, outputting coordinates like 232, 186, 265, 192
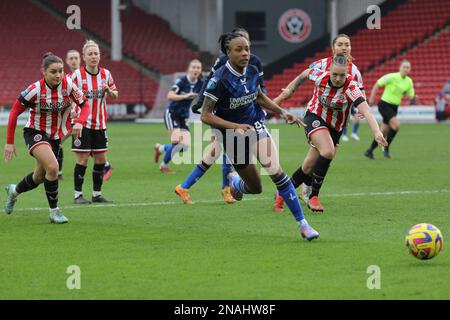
200, 113, 212, 125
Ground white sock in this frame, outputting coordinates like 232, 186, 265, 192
298, 219, 308, 228
49, 207, 59, 213
74, 191, 83, 199
158, 145, 165, 153
160, 161, 168, 167
93, 191, 102, 197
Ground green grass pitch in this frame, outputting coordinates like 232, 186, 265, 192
0, 122, 449, 299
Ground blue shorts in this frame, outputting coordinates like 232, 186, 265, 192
215, 119, 270, 168
164, 109, 189, 131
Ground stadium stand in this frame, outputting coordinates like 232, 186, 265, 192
364, 27, 450, 105
42, 0, 200, 75
0, 0, 158, 107
266, 0, 450, 107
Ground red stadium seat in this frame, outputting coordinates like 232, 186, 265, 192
44, 0, 199, 75
0, 0, 158, 107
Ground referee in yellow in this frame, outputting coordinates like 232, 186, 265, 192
365, 60, 415, 159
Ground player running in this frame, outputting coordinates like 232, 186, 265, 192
3, 52, 90, 223
365, 60, 415, 159
71, 40, 118, 204
175, 28, 265, 205
273, 54, 387, 213
199, 32, 319, 241
274, 34, 365, 212
154, 59, 204, 173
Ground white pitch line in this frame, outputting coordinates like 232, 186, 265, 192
9, 189, 450, 213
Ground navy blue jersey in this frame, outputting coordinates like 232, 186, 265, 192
167, 75, 204, 119
204, 61, 265, 125
196, 53, 265, 108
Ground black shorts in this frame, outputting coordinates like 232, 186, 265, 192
216, 119, 271, 169
378, 100, 399, 124
72, 127, 108, 153
303, 111, 342, 146
164, 109, 189, 131
23, 128, 60, 156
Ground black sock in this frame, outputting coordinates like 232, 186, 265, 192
198, 161, 211, 172
304, 174, 312, 187
74, 164, 87, 193
368, 139, 379, 152
44, 178, 58, 209
310, 155, 332, 198
385, 129, 398, 151
93, 163, 105, 192
291, 166, 311, 188
57, 146, 64, 173
16, 172, 39, 194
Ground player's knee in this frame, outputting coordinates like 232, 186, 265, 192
320, 149, 335, 160
33, 172, 45, 184
77, 158, 88, 167
45, 161, 59, 178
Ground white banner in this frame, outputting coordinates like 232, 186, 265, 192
1, 106, 439, 125
286, 106, 437, 124
0, 108, 29, 125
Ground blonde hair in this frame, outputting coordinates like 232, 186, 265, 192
331, 53, 349, 67
82, 40, 100, 55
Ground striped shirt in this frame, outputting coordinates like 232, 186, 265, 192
18, 77, 86, 140
307, 68, 364, 132
71, 66, 117, 130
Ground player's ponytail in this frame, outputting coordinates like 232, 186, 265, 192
82, 39, 100, 55
218, 32, 243, 55
41, 52, 63, 70
231, 27, 250, 41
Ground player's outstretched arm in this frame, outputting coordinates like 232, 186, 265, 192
167, 90, 197, 102
257, 90, 305, 127
200, 96, 251, 131
357, 101, 387, 147
273, 68, 311, 105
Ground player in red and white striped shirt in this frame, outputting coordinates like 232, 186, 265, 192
273, 34, 366, 212
56, 49, 82, 180
70, 40, 118, 204
4, 52, 90, 223
309, 34, 364, 142
273, 54, 386, 212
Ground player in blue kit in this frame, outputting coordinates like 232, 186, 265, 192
197, 32, 319, 241
155, 59, 204, 173
175, 28, 266, 204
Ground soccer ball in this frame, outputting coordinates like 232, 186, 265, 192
405, 223, 444, 260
